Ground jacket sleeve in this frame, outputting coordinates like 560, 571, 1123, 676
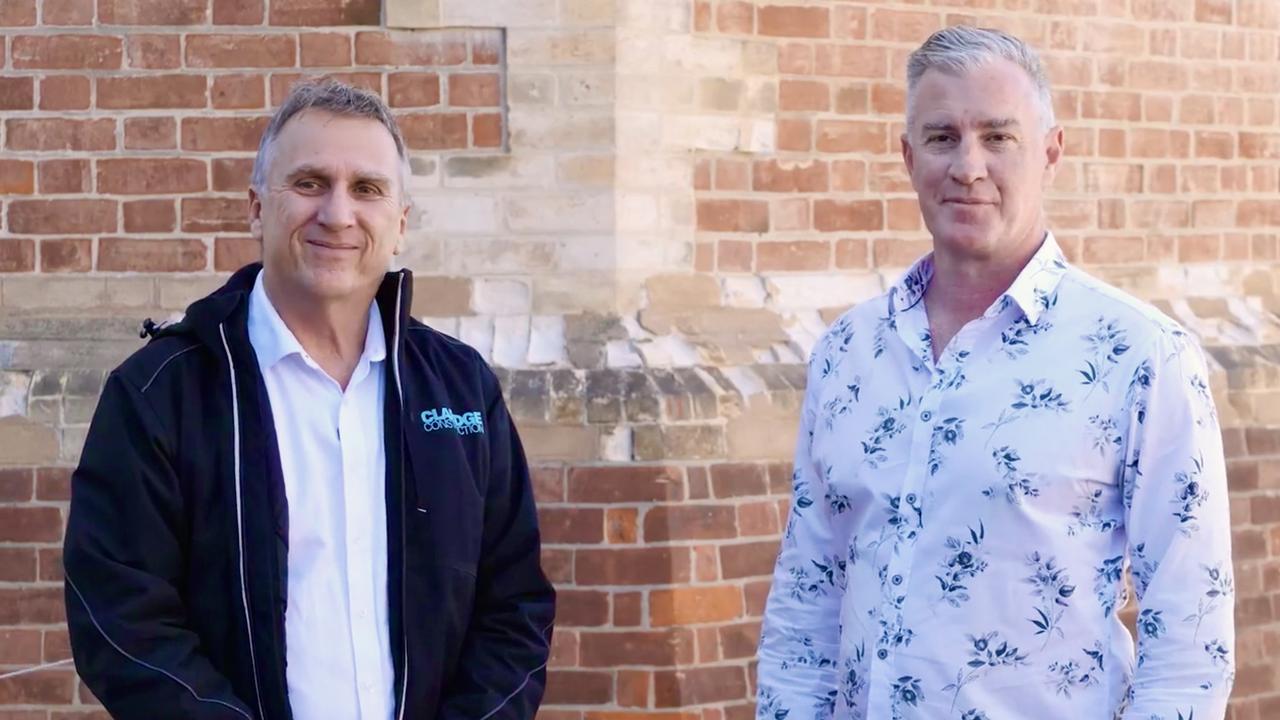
1121, 331, 1234, 719
756, 343, 848, 719
436, 376, 556, 720
63, 371, 255, 720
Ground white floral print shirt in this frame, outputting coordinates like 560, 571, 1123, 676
757, 233, 1234, 720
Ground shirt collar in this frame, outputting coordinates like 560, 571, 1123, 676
247, 269, 386, 373
887, 231, 1068, 326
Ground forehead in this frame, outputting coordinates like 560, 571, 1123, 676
911, 59, 1039, 126
268, 109, 402, 178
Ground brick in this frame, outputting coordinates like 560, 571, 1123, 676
39, 548, 63, 582
707, 463, 768, 498
645, 505, 738, 541
214, 236, 260, 271
0, 239, 36, 272
716, 1, 753, 33
0, 672, 74, 710
41, 239, 92, 273
213, 0, 263, 23
757, 241, 829, 272
650, 585, 743, 626
124, 199, 178, 233
187, 34, 297, 68
0, 76, 36, 109
814, 45, 887, 78
98, 74, 208, 109
544, 671, 613, 706
39, 75, 90, 110
613, 591, 643, 627
0, 506, 63, 542
1081, 91, 1141, 121
38, 159, 90, 194
40, 0, 91, 23
1082, 235, 1145, 265
8, 200, 116, 235
99, 0, 206, 23
12, 35, 122, 69
834, 83, 868, 115
816, 120, 886, 153
696, 200, 768, 233
0, 159, 35, 194
98, 238, 207, 272
0, 0, 36, 25
301, 32, 352, 67
757, 6, 829, 38
389, 73, 442, 108
0, 468, 34, 501
98, 159, 206, 195
182, 117, 269, 152
752, 160, 828, 193
448, 73, 501, 107
605, 507, 638, 544
125, 33, 181, 69
556, 589, 610, 627
617, 669, 649, 707
269, 0, 379, 25
579, 628, 695, 667
0, 628, 41, 663
1240, 133, 1280, 160
778, 79, 828, 112
835, 237, 869, 268
716, 240, 753, 272
1195, 0, 1232, 23
568, 466, 685, 502
720, 540, 779, 579
124, 117, 178, 150
776, 118, 812, 152
398, 113, 469, 150
355, 32, 467, 66
870, 8, 941, 43
814, 199, 882, 232
539, 507, 604, 544
1176, 235, 1220, 263
778, 43, 813, 74
576, 547, 690, 586
6, 118, 116, 151
715, 160, 749, 191
473, 112, 501, 147
182, 197, 249, 232
212, 74, 266, 109
654, 665, 747, 707
212, 158, 255, 192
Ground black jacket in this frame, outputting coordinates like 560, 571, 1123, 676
63, 265, 555, 719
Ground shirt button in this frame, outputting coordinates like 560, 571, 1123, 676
877, 648, 889, 660
920, 410, 932, 422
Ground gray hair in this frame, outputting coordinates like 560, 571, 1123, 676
250, 78, 411, 205
906, 25, 1056, 132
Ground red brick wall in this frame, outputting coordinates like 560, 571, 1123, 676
0, 0, 503, 277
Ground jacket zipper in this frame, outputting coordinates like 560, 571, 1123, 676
220, 322, 268, 720
392, 273, 410, 720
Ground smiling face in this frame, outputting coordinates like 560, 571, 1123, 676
249, 109, 408, 308
902, 58, 1063, 264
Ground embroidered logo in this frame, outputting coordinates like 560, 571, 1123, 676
421, 408, 484, 435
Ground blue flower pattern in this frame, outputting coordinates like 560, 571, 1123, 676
757, 235, 1234, 719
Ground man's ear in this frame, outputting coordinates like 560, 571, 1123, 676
1043, 125, 1065, 182
901, 132, 914, 176
248, 187, 264, 242
394, 203, 409, 255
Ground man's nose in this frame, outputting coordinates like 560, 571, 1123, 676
948, 138, 987, 186
316, 187, 356, 229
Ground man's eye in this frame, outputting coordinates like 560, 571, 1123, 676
295, 179, 321, 191
354, 184, 381, 196
927, 135, 954, 144
987, 134, 1013, 143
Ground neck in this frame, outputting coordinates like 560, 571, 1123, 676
262, 271, 377, 389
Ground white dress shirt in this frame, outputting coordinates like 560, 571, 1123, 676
247, 271, 395, 720
757, 233, 1234, 720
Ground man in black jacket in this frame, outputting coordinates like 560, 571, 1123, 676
63, 79, 555, 719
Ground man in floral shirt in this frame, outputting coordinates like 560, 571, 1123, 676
756, 26, 1234, 720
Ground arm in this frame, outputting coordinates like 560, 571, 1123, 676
63, 372, 255, 720
756, 347, 847, 719
436, 377, 556, 720
1121, 331, 1234, 718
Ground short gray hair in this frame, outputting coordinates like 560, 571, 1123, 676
906, 25, 1056, 131
250, 78, 411, 204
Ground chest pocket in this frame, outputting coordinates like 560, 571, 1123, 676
405, 414, 486, 574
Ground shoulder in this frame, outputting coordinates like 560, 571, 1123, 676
110, 334, 208, 396
404, 318, 502, 393
1056, 265, 1194, 354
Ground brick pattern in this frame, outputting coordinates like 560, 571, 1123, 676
690, 0, 1280, 281
0, 3, 505, 276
